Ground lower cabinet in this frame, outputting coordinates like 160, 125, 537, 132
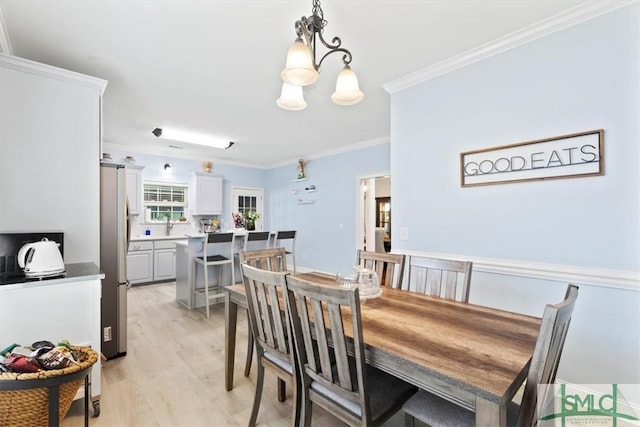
153, 240, 177, 281
127, 239, 181, 284
127, 241, 153, 284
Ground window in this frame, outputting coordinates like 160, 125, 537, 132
143, 181, 188, 222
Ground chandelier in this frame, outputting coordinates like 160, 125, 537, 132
277, 0, 364, 111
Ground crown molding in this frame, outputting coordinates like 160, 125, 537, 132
396, 249, 640, 291
383, 0, 637, 94
0, 52, 107, 94
268, 135, 390, 169
105, 135, 390, 171
0, 6, 12, 55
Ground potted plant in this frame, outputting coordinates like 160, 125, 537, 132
242, 211, 260, 231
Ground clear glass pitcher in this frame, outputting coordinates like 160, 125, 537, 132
355, 266, 382, 300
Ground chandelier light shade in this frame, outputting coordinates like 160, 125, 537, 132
278, 0, 364, 110
281, 37, 318, 86
277, 82, 308, 111
331, 65, 364, 106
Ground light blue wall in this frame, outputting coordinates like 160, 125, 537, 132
392, 6, 639, 270
266, 143, 390, 274
390, 5, 639, 383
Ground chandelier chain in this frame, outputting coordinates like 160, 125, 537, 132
311, 0, 327, 31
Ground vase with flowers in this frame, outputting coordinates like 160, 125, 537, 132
242, 211, 260, 231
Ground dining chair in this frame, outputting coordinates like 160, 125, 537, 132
403, 284, 579, 427
241, 263, 297, 427
355, 249, 405, 288
191, 232, 235, 319
240, 247, 289, 398
285, 275, 417, 427
274, 230, 297, 273
401, 255, 472, 302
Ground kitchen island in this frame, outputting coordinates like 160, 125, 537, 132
175, 231, 248, 309
0, 262, 104, 409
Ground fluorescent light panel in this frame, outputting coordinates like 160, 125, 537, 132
157, 128, 232, 149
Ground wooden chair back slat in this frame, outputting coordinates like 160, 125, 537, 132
403, 255, 472, 302
241, 264, 291, 362
355, 250, 405, 288
240, 247, 288, 272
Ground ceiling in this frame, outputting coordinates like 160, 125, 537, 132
0, 0, 594, 168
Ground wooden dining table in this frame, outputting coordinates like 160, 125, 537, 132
223, 271, 542, 427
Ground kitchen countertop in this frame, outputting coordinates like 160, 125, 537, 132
134, 229, 253, 243
130, 234, 196, 241
0, 262, 104, 287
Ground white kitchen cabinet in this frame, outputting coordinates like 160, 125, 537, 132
126, 165, 145, 216
0, 54, 106, 264
153, 240, 177, 281
126, 241, 153, 284
189, 172, 223, 216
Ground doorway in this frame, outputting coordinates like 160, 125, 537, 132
355, 175, 391, 252
231, 187, 264, 230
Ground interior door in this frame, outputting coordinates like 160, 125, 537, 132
231, 187, 264, 230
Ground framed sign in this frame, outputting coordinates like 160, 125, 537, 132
460, 129, 604, 187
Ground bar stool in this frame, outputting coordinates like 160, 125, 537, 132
192, 232, 235, 318
233, 231, 271, 282
274, 230, 296, 273
243, 231, 271, 251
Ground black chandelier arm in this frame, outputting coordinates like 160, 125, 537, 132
317, 47, 352, 68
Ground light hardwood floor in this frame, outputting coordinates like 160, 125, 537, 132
61, 282, 404, 427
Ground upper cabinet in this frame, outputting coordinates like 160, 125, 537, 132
189, 173, 223, 216
126, 165, 145, 216
0, 54, 107, 264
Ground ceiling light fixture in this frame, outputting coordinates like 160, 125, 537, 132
277, 0, 364, 111
152, 128, 234, 150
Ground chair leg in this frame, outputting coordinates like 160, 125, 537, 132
277, 377, 286, 402
292, 253, 296, 275
404, 413, 417, 427
248, 360, 265, 427
232, 254, 236, 286
204, 262, 210, 319
244, 319, 253, 377
300, 391, 312, 427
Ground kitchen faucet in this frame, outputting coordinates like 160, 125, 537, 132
166, 216, 174, 236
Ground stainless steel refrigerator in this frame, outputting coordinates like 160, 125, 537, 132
100, 163, 130, 359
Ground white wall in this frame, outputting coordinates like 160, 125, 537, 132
390, 5, 639, 383
0, 54, 105, 264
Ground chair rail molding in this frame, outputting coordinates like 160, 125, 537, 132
383, 0, 636, 94
396, 250, 639, 291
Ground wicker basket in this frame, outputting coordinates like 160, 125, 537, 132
0, 346, 98, 427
